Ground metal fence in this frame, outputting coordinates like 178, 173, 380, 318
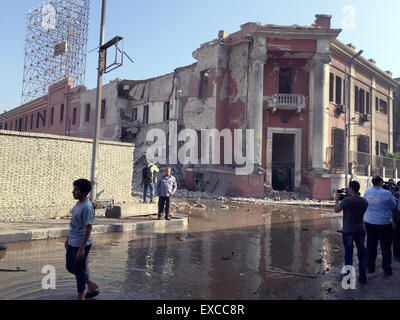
326, 147, 399, 179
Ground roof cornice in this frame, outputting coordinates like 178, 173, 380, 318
332, 39, 399, 88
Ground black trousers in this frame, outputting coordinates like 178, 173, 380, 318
365, 222, 393, 273
393, 220, 400, 258
158, 196, 170, 218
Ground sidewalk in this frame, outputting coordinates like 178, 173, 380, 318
0, 214, 188, 245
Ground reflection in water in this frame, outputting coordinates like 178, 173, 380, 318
0, 204, 344, 300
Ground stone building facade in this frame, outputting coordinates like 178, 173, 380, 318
2, 14, 399, 199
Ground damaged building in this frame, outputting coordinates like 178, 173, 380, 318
2, 14, 399, 200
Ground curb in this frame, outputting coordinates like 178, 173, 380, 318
0, 218, 188, 245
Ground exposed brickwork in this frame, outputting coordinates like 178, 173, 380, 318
0, 130, 134, 222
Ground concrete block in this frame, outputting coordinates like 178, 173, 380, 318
105, 206, 122, 219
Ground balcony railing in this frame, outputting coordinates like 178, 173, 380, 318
264, 94, 306, 113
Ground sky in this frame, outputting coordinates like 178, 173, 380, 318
0, 0, 399, 113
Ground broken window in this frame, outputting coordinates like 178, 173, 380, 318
380, 142, 389, 156
131, 108, 138, 122
85, 104, 91, 122
279, 68, 292, 94
101, 100, 106, 119
332, 128, 345, 168
163, 102, 170, 121
199, 69, 210, 99
329, 73, 334, 102
335, 76, 342, 105
143, 105, 149, 124
72, 108, 77, 125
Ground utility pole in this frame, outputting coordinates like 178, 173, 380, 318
344, 49, 363, 187
90, 0, 107, 202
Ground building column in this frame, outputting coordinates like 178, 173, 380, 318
370, 77, 376, 157
389, 88, 394, 153
311, 52, 330, 172
247, 34, 267, 169
349, 63, 356, 175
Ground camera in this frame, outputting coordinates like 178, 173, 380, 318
383, 180, 398, 195
336, 188, 349, 201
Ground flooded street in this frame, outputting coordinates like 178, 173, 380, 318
1, 200, 400, 300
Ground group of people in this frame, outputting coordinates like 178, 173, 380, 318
335, 175, 400, 284
141, 162, 177, 221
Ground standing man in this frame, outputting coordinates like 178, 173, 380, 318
334, 181, 369, 284
392, 182, 400, 262
142, 162, 159, 203
363, 176, 397, 276
156, 168, 177, 221
65, 179, 99, 300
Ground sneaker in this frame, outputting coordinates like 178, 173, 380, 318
165, 216, 171, 221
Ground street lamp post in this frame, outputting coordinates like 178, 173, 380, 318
344, 49, 363, 187
90, 0, 107, 203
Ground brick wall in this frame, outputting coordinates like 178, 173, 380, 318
0, 130, 134, 222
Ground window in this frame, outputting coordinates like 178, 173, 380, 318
25, 117, 28, 131
42, 110, 46, 127
358, 135, 369, 153
50, 107, 55, 125
101, 100, 106, 119
335, 76, 342, 105
131, 108, 138, 122
163, 102, 170, 121
366, 92, 370, 115
376, 97, 379, 111
9, 121, 12, 130
329, 73, 334, 102
60, 104, 64, 122
355, 86, 359, 113
85, 104, 91, 122
332, 128, 345, 168
279, 68, 292, 94
376, 141, 380, 156
15, 120, 17, 131
36, 113, 40, 129
379, 99, 388, 114
72, 108, 77, 125
18, 118, 23, 132
359, 88, 365, 114
199, 69, 210, 99
143, 105, 149, 124
30, 115, 33, 130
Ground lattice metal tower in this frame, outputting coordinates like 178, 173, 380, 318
21, 0, 90, 104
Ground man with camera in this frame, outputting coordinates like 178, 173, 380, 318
363, 176, 397, 276
335, 180, 368, 284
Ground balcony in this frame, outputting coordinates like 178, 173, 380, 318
264, 94, 306, 113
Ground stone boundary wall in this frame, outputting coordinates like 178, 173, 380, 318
0, 130, 134, 222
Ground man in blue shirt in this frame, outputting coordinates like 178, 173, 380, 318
363, 176, 397, 276
156, 168, 177, 221
65, 179, 99, 300
335, 181, 368, 284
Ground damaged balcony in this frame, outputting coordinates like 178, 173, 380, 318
264, 94, 306, 113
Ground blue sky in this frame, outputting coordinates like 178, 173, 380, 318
0, 0, 399, 113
